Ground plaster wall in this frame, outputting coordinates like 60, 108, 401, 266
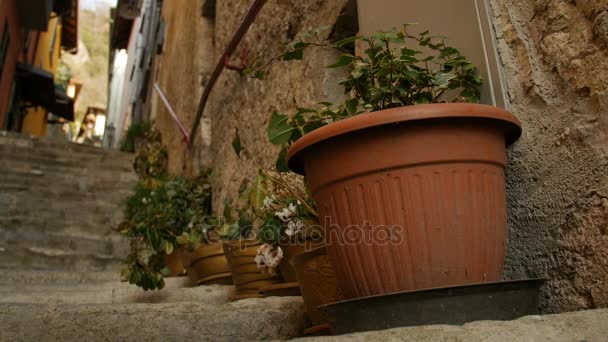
151, 0, 214, 175
490, 0, 608, 312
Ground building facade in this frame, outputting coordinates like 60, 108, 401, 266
0, 0, 78, 136
104, 0, 163, 148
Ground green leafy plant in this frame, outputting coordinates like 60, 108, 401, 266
247, 24, 483, 169
133, 128, 168, 179
120, 121, 153, 153
55, 61, 72, 92
118, 173, 214, 290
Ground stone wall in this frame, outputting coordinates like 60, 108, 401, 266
207, 0, 350, 210
489, 0, 608, 312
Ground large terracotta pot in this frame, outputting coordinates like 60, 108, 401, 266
164, 246, 186, 276
183, 243, 233, 285
287, 104, 522, 299
223, 239, 281, 300
294, 247, 345, 331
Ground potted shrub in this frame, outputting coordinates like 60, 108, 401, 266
218, 201, 281, 301
177, 173, 233, 286
253, 169, 322, 281
118, 175, 214, 290
179, 216, 233, 286
250, 25, 522, 299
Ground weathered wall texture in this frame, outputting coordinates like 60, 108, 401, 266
207, 0, 350, 210
153, 0, 215, 175
490, 0, 608, 313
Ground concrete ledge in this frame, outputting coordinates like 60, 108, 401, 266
0, 297, 306, 341
299, 309, 608, 341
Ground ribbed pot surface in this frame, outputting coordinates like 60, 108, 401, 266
287, 104, 522, 299
223, 240, 281, 296
184, 243, 233, 285
294, 247, 345, 326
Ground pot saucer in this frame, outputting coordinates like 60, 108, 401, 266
258, 282, 301, 297
303, 323, 331, 336
319, 279, 545, 335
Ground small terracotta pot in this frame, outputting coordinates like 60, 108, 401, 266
287, 104, 522, 299
223, 239, 281, 300
294, 247, 345, 329
164, 246, 186, 276
183, 243, 233, 285
278, 238, 324, 282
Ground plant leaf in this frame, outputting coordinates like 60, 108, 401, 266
249, 173, 267, 214
327, 54, 355, 68
433, 72, 456, 87
164, 240, 174, 255
275, 147, 289, 172
345, 98, 358, 115
333, 36, 359, 47
267, 112, 295, 145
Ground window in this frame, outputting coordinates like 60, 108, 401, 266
357, 0, 508, 108
0, 19, 10, 81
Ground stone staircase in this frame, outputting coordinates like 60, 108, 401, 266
0, 132, 306, 341
1, 131, 606, 341
0, 131, 136, 271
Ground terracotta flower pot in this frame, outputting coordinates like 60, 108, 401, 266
183, 243, 233, 285
294, 247, 345, 330
164, 246, 186, 276
278, 238, 324, 282
287, 104, 522, 299
223, 239, 281, 300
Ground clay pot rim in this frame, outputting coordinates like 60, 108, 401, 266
222, 239, 262, 248
286, 103, 522, 175
293, 246, 326, 264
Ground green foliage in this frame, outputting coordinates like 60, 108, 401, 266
118, 172, 214, 290
133, 128, 168, 179
120, 122, 153, 153
249, 25, 483, 168
251, 169, 320, 246
55, 62, 72, 92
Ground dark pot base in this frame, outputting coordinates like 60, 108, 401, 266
319, 279, 545, 335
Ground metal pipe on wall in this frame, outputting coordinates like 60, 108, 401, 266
188, 0, 267, 146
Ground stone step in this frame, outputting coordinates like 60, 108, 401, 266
0, 246, 125, 272
0, 297, 305, 341
0, 283, 233, 305
0, 148, 134, 168
0, 131, 134, 160
0, 229, 128, 259
0, 270, 187, 287
300, 309, 608, 341
0, 215, 123, 236
0, 167, 137, 190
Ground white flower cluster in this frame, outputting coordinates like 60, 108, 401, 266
266, 197, 304, 237
254, 244, 284, 271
